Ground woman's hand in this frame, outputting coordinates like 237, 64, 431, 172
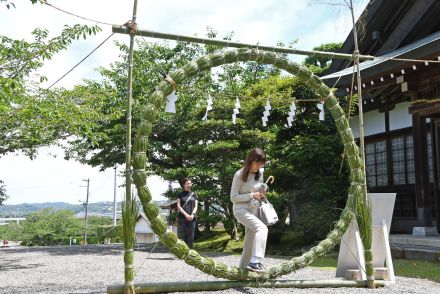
186, 213, 196, 221
252, 191, 265, 200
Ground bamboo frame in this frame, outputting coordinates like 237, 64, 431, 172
108, 279, 385, 293
348, 0, 374, 288
112, 25, 375, 61
122, 1, 138, 293
127, 48, 369, 283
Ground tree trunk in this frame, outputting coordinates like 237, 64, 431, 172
231, 223, 239, 241
203, 199, 211, 232
288, 190, 296, 227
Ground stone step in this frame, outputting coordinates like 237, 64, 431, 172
390, 246, 440, 261
344, 267, 389, 281
405, 248, 440, 261
389, 234, 440, 249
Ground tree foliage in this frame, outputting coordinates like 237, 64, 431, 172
0, 2, 104, 202
1, 3, 102, 157
18, 208, 82, 245
304, 42, 342, 76
0, 208, 117, 245
0, 180, 8, 205
14, 32, 345, 242
247, 74, 350, 240
56, 38, 347, 241
61, 30, 284, 238
1, 2, 354, 246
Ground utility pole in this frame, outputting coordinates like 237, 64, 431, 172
113, 165, 117, 227
82, 178, 90, 245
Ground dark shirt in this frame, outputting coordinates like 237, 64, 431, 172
177, 190, 198, 218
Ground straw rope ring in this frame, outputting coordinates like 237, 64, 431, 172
131, 48, 365, 281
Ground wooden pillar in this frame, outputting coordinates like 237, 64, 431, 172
412, 113, 432, 226
433, 120, 440, 233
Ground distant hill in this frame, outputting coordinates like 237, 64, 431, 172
0, 200, 171, 218
0, 202, 80, 217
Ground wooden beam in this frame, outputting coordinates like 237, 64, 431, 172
409, 101, 440, 116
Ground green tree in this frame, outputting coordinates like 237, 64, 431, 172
0, 208, 116, 245
1, 1, 102, 157
2, 0, 47, 9
149, 91, 274, 239
20, 208, 83, 245
59, 39, 346, 242
1, 2, 104, 202
0, 221, 23, 240
62, 30, 286, 239
245, 73, 350, 240
304, 43, 342, 76
84, 215, 113, 243
0, 180, 7, 205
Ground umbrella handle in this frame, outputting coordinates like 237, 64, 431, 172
265, 175, 274, 185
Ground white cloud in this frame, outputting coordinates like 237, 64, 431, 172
1, 0, 369, 204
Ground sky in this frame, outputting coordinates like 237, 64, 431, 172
0, 0, 368, 205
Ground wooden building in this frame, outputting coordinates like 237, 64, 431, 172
134, 214, 158, 244
322, 0, 440, 235
134, 211, 178, 243
159, 201, 178, 224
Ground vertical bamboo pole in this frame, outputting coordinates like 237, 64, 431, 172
349, 0, 374, 288
123, 0, 138, 293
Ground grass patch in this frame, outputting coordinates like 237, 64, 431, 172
392, 258, 440, 283
309, 252, 440, 283
310, 252, 338, 270
194, 230, 243, 253
194, 229, 440, 284
265, 230, 317, 256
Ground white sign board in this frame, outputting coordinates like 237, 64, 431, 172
336, 193, 396, 281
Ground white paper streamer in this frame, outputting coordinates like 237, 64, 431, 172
232, 96, 241, 124
235, 96, 241, 109
317, 101, 325, 121
262, 99, 271, 126
165, 91, 178, 113
286, 100, 297, 127
265, 99, 272, 111
202, 94, 213, 121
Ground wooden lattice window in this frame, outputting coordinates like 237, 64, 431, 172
366, 139, 388, 187
391, 134, 415, 185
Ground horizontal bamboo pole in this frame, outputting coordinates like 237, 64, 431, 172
107, 279, 386, 293
112, 25, 374, 61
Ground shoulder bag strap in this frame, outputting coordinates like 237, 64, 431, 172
181, 192, 194, 208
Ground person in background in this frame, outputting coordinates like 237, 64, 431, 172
176, 178, 198, 248
230, 148, 268, 273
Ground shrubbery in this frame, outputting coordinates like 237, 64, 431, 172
0, 208, 120, 246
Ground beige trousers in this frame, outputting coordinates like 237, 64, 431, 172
233, 206, 268, 268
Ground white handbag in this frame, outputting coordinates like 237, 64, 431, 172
259, 198, 278, 226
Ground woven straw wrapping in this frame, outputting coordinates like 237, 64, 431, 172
130, 49, 367, 281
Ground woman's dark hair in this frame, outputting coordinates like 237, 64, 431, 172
241, 148, 266, 181
180, 177, 191, 188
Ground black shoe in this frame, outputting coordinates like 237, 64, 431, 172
246, 262, 266, 273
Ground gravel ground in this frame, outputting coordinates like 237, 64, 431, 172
0, 244, 439, 294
